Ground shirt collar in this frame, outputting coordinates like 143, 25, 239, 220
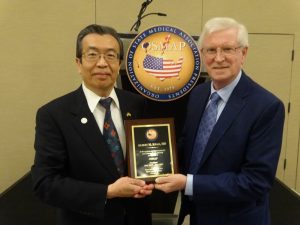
210, 70, 242, 103
82, 82, 120, 113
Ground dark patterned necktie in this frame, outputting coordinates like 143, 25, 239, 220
99, 97, 124, 176
189, 92, 221, 174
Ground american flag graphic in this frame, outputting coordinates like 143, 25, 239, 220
143, 54, 183, 80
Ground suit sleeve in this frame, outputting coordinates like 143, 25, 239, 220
192, 98, 285, 203
31, 106, 107, 218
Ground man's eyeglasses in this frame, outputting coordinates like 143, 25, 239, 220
201, 46, 243, 58
82, 50, 120, 63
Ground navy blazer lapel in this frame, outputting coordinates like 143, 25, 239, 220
185, 83, 211, 168
115, 88, 138, 120
189, 88, 211, 138
199, 74, 250, 167
70, 87, 119, 178
116, 89, 131, 120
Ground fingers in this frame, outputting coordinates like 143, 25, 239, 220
143, 183, 155, 190
154, 174, 187, 193
154, 182, 175, 193
107, 177, 150, 199
134, 183, 154, 198
134, 189, 153, 198
155, 175, 171, 184
128, 177, 146, 187
107, 175, 185, 198
133, 193, 148, 198
154, 182, 166, 191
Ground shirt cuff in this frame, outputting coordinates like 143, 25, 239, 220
184, 174, 193, 196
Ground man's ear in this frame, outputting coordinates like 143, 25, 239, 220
75, 58, 82, 74
241, 47, 248, 65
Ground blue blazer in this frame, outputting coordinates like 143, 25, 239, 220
178, 73, 285, 225
31, 87, 151, 225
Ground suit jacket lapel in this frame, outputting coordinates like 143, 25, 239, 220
190, 88, 210, 139
116, 89, 132, 121
185, 83, 211, 169
198, 74, 250, 167
70, 87, 119, 178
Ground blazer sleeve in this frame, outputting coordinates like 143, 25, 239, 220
192, 96, 285, 203
31, 105, 107, 218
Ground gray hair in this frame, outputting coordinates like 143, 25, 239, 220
198, 17, 249, 49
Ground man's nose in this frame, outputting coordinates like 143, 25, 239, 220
96, 55, 108, 66
214, 50, 225, 61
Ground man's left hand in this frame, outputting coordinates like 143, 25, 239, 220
155, 174, 186, 193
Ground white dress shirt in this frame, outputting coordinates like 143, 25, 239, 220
82, 83, 126, 156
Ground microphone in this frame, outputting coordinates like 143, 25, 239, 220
142, 13, 167, 18
130, 0, 167, 32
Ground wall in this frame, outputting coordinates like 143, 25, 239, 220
0, 0, 299, 195
0, 0, 94, 193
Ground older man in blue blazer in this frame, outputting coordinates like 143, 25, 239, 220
155, 17, 285, 225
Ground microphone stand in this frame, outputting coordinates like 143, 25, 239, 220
130, 0, 167, 32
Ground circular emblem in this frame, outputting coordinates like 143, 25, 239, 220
126, 25, 201, 101
145, 128, 158, 141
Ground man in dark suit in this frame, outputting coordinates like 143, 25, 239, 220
155, 17, 285, 225
31, 24, 154, 225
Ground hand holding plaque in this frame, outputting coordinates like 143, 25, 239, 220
125, 118, 178, 182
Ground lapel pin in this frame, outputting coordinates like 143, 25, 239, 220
81, 117, 88, 124
126, 112, 132, 118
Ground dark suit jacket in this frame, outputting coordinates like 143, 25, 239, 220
31, 87, 151, 225
178, 73, 285, 225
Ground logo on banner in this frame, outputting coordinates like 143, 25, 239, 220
126, 25, 201, 101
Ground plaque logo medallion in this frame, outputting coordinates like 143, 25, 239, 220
126, 25, 201, 101
145, 128, 158, 141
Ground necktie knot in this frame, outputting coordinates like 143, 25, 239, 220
210, 92, 221, 104
99, 97, 112, 110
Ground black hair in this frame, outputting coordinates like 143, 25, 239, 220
76, 24, 124, 61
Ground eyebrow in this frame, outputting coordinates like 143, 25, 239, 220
86, 46, 118, 53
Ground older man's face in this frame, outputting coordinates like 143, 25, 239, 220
201, 28, 248, 90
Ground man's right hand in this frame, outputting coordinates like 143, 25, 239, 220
107, 177, 154, 199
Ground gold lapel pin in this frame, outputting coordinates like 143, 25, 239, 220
126, 112, 132, 118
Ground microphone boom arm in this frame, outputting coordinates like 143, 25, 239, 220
130, 0, 167, 32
